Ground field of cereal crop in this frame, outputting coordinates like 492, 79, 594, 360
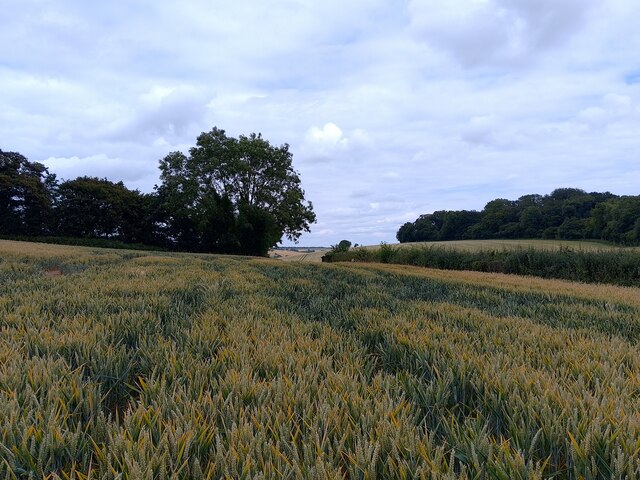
382, 239, 624, 252
1, 239, 639, 479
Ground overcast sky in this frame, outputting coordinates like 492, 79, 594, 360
2, 0, 640, 246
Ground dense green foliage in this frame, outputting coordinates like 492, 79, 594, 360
0, 130, 315, 256
56, 177, 155, 244
397, 188, 640, 245
1, 240, 639, 478
329, 240, 352, 253
155, 128, 315, 256
324, 243, 640, 286
0, 150, 58, 236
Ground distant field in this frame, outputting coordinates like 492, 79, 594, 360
271, 239, 628, 263
269, 247, 329, 262
381, 238, 626, 252
1, 239, 639, 478
323, 239, 640, 286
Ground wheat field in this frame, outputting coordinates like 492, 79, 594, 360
1, 239, 639, 479
369, 239, 626, 253
270, 239, 627, 263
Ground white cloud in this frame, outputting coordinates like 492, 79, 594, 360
44, 154, 153, 184
306, 123, 347, 147
382, 171, 402, 180
105, 84, 211, 142
408, 0, 601, 67
2, 0, 640, 246
578, 93, 636, 129
461, 115, 498, 145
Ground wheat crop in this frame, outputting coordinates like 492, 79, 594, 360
1, 240, 638, 479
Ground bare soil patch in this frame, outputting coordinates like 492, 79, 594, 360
44, 268, 63, 278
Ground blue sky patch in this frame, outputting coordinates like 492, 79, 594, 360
625, 72, 640, 85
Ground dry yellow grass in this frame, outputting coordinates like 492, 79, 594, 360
269, 248, 329, 262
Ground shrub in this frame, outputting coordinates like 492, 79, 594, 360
378, 242, 395, 263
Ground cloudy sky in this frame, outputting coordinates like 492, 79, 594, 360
2, 0, 640, 246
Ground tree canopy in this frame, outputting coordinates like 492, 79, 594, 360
0, 150, 57, 236
56, 177, 152, 243
156, 128, 315, 255
0, 128, 315, 255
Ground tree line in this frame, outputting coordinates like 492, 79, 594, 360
0, 128, 315, 256
397, 188, 640, 245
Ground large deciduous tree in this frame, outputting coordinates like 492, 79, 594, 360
156, 127, 315, 255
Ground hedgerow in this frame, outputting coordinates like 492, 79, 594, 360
325, 244, 640, 286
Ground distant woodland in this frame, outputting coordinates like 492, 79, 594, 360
397, 188, 640, 245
